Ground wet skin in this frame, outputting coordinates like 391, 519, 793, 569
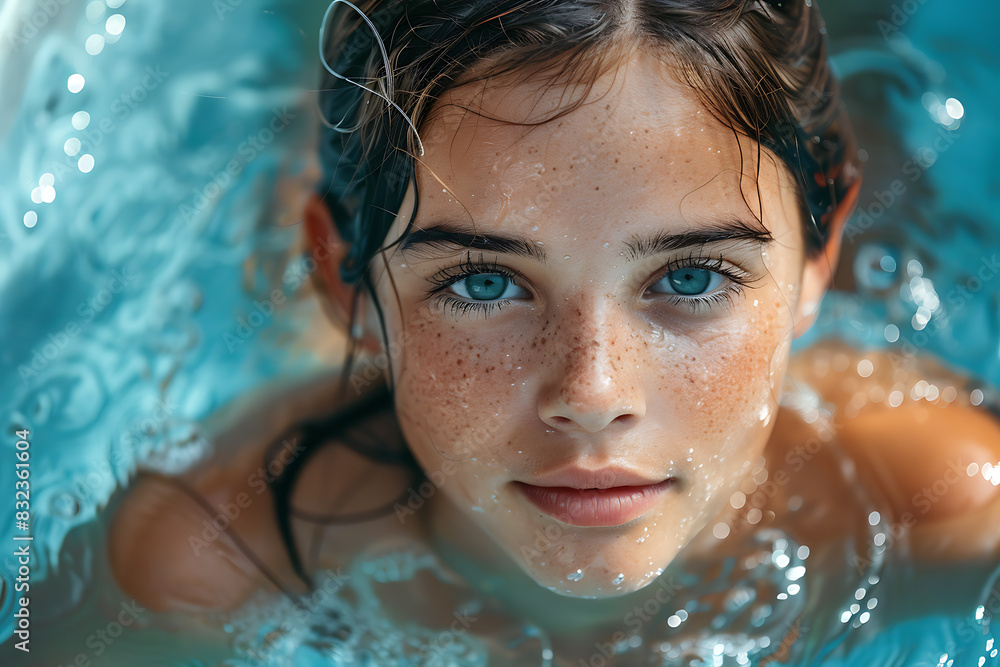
368, 49, 822, 606
106, 48, 1000, 658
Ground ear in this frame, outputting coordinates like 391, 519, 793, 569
792, 179, 863, 339
303, 192, 382, 353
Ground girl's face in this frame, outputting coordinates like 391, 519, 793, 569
368, 51, 824, 598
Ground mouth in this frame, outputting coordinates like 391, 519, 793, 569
512, 479, 675, 527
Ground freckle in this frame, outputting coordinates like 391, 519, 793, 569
540, 337, 547, 345
595, 186, 599, 191
614, 158, 619, 163
457, 359, 463, 365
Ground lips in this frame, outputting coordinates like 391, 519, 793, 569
514, 479, 675, 527
527, 465, 668, 490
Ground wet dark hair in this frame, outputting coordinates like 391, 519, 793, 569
267, 0, 862, 592
316, 0, 860, 376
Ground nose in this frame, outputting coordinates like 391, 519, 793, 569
537, 303, 646, 434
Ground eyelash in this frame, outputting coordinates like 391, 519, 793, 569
425, 250, 754, 319
425, 254, 521, 319
649, 251, 752, 313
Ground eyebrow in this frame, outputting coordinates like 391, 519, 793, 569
399, 218, 773, 264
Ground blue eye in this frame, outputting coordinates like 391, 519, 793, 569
451, 273, 522, 301
649, 267, 725, 296
426, 256, 530, 319
642, 258, 755, 314
427, 254, 751, 321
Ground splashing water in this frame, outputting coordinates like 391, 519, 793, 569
2, 0, 1000, 664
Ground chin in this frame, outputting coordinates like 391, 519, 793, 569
511, 534, 686, 599
521, 566, 683, 606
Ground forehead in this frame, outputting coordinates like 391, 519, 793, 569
406, 50, 803, 246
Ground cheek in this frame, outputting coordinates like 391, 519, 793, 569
649, 295, 791, 467
391, 310, 527, 469
639, 306, 789, 534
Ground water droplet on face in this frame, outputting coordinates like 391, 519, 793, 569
612, 573, 625, 585
566, 569, 584, 581
761, 248, 774, 271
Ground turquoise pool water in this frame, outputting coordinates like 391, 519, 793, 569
1, 0, 999, 664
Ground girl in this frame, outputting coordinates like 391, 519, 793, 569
110, 0, 1000, 663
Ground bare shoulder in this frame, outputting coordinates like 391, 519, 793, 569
786, 340, 1000, 560
108, 375, 416, 614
